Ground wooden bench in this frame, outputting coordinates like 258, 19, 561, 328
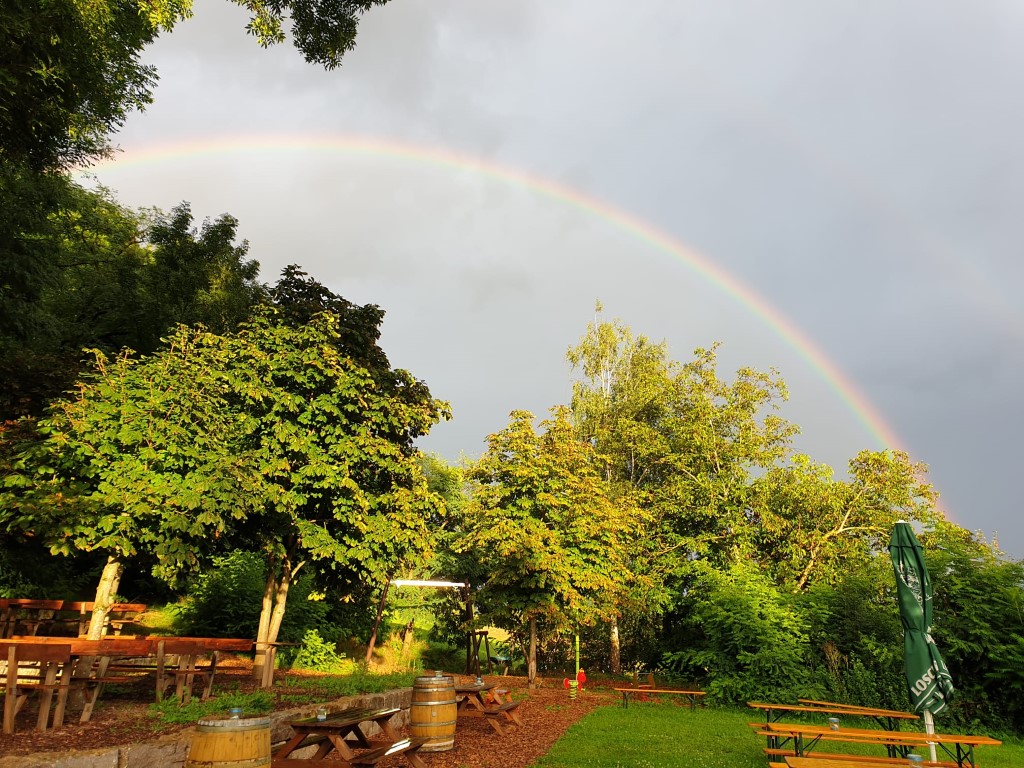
0, 600, 146, 638
614, 687, 706, 710
481, 700, 520, 735
1, 641, 72, 734
763, 747, 957, 767
349, 736, 429, 767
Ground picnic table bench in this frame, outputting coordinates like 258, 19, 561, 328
781, 758, 961, 768
455, 681, 522, 735
2, 641, 71, 734
753, 721, 1002, 768
273, 706, 426, 767
613, 686, 706, 709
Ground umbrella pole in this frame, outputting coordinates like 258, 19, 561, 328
924, 710, 938, 763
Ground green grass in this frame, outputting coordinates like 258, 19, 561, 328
280, 669, 419, 702
531, 703, 1024, 768
147, 689, 274, 725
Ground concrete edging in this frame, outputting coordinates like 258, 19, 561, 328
0, 688, 412, 768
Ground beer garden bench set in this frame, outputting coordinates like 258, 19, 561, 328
747, 699, 1002, 768
0, 597, 261, 736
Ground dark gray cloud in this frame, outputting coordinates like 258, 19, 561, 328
95, 0, 1024, 554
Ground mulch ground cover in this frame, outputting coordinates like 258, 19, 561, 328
0, 663, 614, 768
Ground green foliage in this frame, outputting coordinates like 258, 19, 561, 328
0, 182, 262, 422
281, 670, 418, 699
147, 689, 273, 724
662, 563, 811, 703
460, 407, 630, 633
924, 523, 1024, 733
750, 451, 940, 593
293, 629, 351, 674
177, 551, 336, 642
0, 0, 162, 170
1, 312, 448, 580
0, 533, 97, 598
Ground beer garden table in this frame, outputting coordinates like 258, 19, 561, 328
756, 721, 1001, 768
454, 680, 522, 735
272, 706, 427, 767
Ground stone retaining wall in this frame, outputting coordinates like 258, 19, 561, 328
0, 688, 412, 768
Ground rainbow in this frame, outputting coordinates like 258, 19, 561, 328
84, 134, 904, 451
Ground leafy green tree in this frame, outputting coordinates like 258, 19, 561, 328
750, 451, 941, 592
923, 523, 1024, 732
0, 187, 263, 421
459, 407, 630, 686
1, 311, 449, 644
566, 309, 797, 671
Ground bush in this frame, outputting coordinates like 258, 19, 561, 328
292, 629, 353, 674
177, 550, 338, 643
662, 562, 811, 703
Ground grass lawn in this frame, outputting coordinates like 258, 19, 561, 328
531, 701, 1024, 768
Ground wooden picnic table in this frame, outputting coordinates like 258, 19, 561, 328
614, 686, 706, 709
454, 681, 522, 735
6, 635, 255, 710
755, 721, 1001, 768
749, 700, 919, 731
272, 706, 427, 767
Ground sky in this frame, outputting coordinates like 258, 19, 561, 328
83, 1, 1023, 555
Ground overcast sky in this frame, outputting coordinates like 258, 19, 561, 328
85, 1, 1024, 556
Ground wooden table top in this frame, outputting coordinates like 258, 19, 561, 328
455, 681, 495, 693
749, 701, 918, 720
763, 721, 1002, 746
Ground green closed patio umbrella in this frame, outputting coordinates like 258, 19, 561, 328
889, 521, 954, 762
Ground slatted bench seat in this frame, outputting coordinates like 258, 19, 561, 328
349, 736, 429, 766
763, 747, 957, 767
2, 641, 72, 734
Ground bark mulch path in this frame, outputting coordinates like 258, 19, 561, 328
0, 669, 614, 768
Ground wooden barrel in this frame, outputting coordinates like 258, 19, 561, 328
410, 674, 457, 751
186, 715, 271, 768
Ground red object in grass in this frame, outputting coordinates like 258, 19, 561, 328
563, 678, 570, 689
576, 669, 586, 689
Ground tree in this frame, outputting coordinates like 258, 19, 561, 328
1, 311, 449, 645
566, 309, 797, 671
750, 451, 941, 592
0, 187, 264, 421
459, 408, 630, 686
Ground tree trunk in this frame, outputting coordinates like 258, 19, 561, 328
86, 556, 124, 640
252, 556, 278, 681
528, 616, 538, 688
253, 554, 299, 683
364, 579, 391, 665
609, 615, 621, 675
401, 620, 415, 660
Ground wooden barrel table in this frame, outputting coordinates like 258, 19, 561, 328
410, 674, 457, 751
186, 715, 271, 768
